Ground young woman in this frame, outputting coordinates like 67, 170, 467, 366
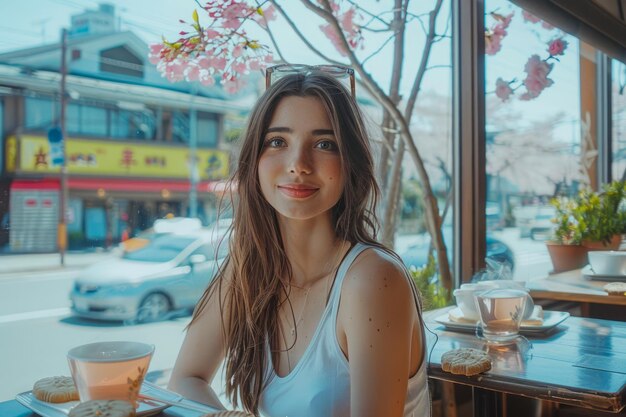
168, 67, 431, 417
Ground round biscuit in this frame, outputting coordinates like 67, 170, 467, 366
603, 282, 626, 295
68, 400, 135, 417
33, 376, 79, 403
441, 348, 491, 376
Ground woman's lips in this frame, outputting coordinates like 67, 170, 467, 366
277, 185, 319, 198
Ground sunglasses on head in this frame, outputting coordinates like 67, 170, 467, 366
265, 64, 356, 98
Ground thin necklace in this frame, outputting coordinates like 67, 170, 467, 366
288, 286, 311, 337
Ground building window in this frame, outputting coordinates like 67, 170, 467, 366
171, 111, 189, 143
111, 109, 156, 140
197, 112, 219, 147
25, 96, 56, 130
100, 45, 144, 78
67, 103, 108, 137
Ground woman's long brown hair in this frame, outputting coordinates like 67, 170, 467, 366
189, 72, 384, 415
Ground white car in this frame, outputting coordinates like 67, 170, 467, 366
70, 228, 229, 322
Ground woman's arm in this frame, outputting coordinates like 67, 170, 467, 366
340, 250, 422, 417
168, 278, 230, 410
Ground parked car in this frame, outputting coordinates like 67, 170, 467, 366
70, 228, 229, 322
399, 226, 514, 271
515, 205, 555, 240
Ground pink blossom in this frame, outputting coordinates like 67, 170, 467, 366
148, 43, 164, 64
205, 29, 221, 39
232, 60, 247, 74
185, 64, 200, 82
541, 21, 554, 30
321, 23, 347, 56
522, 10, 541, 23
495, 78, 513, 101
485, 33, 503, 55
521, 54, 554, 99
164, 60, 185, 82
248, 59, 261, 71
209, 56, 227, 71
548, 38, 568, 56
232, 44, 244, 58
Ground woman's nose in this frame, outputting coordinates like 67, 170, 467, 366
288, 146, 313, 175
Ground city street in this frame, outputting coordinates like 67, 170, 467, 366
0, 226, 553, 402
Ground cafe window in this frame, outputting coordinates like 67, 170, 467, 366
612, 59, 626, 181
24, 96, 56, 130
197, 112, 219, 147
484, 0, 593, 280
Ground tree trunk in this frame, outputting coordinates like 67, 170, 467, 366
382, 139, 405, 247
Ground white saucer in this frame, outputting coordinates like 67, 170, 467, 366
581, 264, 626, 282
435, 309, 570, 335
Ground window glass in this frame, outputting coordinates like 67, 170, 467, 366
612, 59, 626, 180
485, 0, 592, 280
80, 105, 108, 136
172, 111, 190, 143
123, 235, 196, 262
25, 96, 55, 130
112, 109, 156, 140
197, 113, 218, 147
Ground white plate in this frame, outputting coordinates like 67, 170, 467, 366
581, 264, 626, 282
435, 310, 570, 335
16, 391, 169, 417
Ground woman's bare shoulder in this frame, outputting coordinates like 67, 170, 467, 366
342, 247, 412, 303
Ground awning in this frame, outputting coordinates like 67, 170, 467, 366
10, 179, 60, 190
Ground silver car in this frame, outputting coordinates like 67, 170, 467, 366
70, 229, 228, 322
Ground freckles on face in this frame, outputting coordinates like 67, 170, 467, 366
257, 96, 345, 221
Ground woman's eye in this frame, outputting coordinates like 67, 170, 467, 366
316, 140, 338, 151
265, 138, 286, 148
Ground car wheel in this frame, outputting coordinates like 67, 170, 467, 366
137, 292, 171, 323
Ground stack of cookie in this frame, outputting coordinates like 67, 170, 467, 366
33, 376, 136, 417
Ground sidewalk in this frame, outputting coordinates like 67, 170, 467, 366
0, 250, 116, 276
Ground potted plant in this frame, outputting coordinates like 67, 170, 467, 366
577, 181, 626, 250
546, 181, 626, 273
545, 196, 588, 273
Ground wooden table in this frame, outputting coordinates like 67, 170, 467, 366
526, 269, 626, 317
424, 307, 626, 417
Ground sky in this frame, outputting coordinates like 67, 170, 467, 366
0, 0, 453, 98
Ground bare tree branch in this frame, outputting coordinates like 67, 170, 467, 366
253, 0, 286, 62
361, 33, 395, 66
302, 0, 453, 292
404, 0, 443, 122
268, 0, 343, 65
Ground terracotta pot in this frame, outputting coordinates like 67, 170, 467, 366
582, 234, 623, 251
545, 241, 588, 273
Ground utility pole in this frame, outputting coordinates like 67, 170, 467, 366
59, 28, 69, 265
189, 85, 198, 219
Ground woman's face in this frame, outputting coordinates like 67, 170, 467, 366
258, 95, 345, 222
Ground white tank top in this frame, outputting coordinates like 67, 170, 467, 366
258, 243, 431, 417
